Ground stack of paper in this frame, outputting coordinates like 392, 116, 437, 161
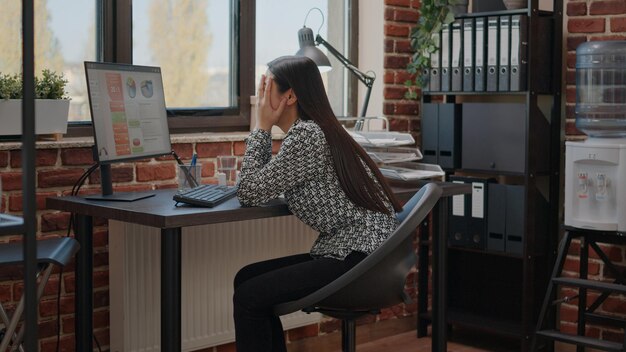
347, 131, 415, 147
379, 163, 445, 181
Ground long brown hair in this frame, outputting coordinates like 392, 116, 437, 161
268, 56, 402, 215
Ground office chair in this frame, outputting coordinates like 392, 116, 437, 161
274, 183, 442, 352
0, 237, 80, 352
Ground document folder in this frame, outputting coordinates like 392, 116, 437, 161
437, 104, 461, 169
451, 19, 463, 91
449, 176, 490, 250
498, 16, 511, 91
486, 16, 499, 92
441, 24, 451, 92
474, 17, 486, 92
449, 179, 469, 247
429, 32, 442, 92
463, 18, 474, 92
468, 180, 488, 249
421, 103, 438, 165
505, 185, 525, 255
487, 183, 506, 252
510, 15, 528, 91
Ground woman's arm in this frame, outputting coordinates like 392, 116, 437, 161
237, 124, 325, 206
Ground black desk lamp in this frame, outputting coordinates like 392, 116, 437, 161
295, 8, 375, 117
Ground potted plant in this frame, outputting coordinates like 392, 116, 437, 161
405, 0, 466, 97
0, 69, 70, 136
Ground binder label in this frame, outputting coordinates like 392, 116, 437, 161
500, 16, 510, 66
441, 27, 450, 67
476, 18, 484, 66
471, 182, 485, 218
487, 18, 498, 66
452, 180, 465, 216
464, 20, 473, 67
511, 17, 520, 66
452, 22, 462, 68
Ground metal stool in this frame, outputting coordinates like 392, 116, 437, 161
0, 237, 79, 352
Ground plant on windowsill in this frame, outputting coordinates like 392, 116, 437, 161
0, 69, 70, 137
404, 0, 466, 99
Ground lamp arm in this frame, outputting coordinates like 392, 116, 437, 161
315, 34, 375, 88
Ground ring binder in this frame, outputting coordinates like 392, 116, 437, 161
451, 19, 463, 92
498, 16, 511, 91
441, 23, 451, 92
487, 16, 499, 92
463, 18, 475, 92
510, 15, 528, 91
430, 32, 442, 92
474, 17, 486, 92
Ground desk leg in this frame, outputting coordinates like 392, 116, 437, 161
417, 216, 430, 338
432, 201, 448, 352
75, 214, 93, 351
161, 227, 182, 351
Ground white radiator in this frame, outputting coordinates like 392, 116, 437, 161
109, 216, 321, 352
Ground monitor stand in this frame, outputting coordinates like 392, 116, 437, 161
83, 164, 155, 202
84, 192, 155, 202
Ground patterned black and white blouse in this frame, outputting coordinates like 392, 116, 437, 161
237, 119, 398, 260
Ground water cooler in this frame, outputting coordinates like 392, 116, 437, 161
565, 41, 626, 231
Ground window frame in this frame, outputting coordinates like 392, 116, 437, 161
66, 0, 357, 137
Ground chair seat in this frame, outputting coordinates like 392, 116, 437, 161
0, 237, 79, 267
0, 237, 80, 352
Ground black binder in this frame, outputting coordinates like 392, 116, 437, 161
510, 15, 528, 91
437, 104, 461, 169
474, 17, 486, 92
449, 177, 469, 248
429, 32, 441, 92
449, 176, 490, 250
505, 185, 525, 255
486, 16, 499, 91
463, 18, 474, 92
441, 24, 451, 92
487, 183, 506, 252
421, 103, 438, 164
451, 19, 463, 91
498, 16, 511, 91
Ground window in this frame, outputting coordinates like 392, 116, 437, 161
255, 0, 352, 116
133, 0, 234, 110
0, 0, 97, 122
1, 0, 356, 133
125, 0, 253, 131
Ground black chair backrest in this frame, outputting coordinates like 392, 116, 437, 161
275, 183, 442, 316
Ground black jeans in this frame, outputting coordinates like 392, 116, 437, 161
233, 251, 366, 352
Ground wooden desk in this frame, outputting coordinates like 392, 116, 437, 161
47, 181, 469, 351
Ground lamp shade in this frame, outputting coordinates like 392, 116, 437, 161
296, 26, 332, 72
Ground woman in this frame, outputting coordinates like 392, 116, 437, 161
234, 55, 402, 352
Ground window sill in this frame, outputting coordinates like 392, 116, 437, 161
0, 131, 286, 151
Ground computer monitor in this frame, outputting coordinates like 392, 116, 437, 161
84, 62, 172, 201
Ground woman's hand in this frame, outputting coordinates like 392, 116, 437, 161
256, 74, 287, 132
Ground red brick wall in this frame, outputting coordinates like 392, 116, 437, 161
383, 0, 421, 137
0, 140, 262, 351
561, 0, 626, 341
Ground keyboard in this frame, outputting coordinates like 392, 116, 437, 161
173, 184, 238, 207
